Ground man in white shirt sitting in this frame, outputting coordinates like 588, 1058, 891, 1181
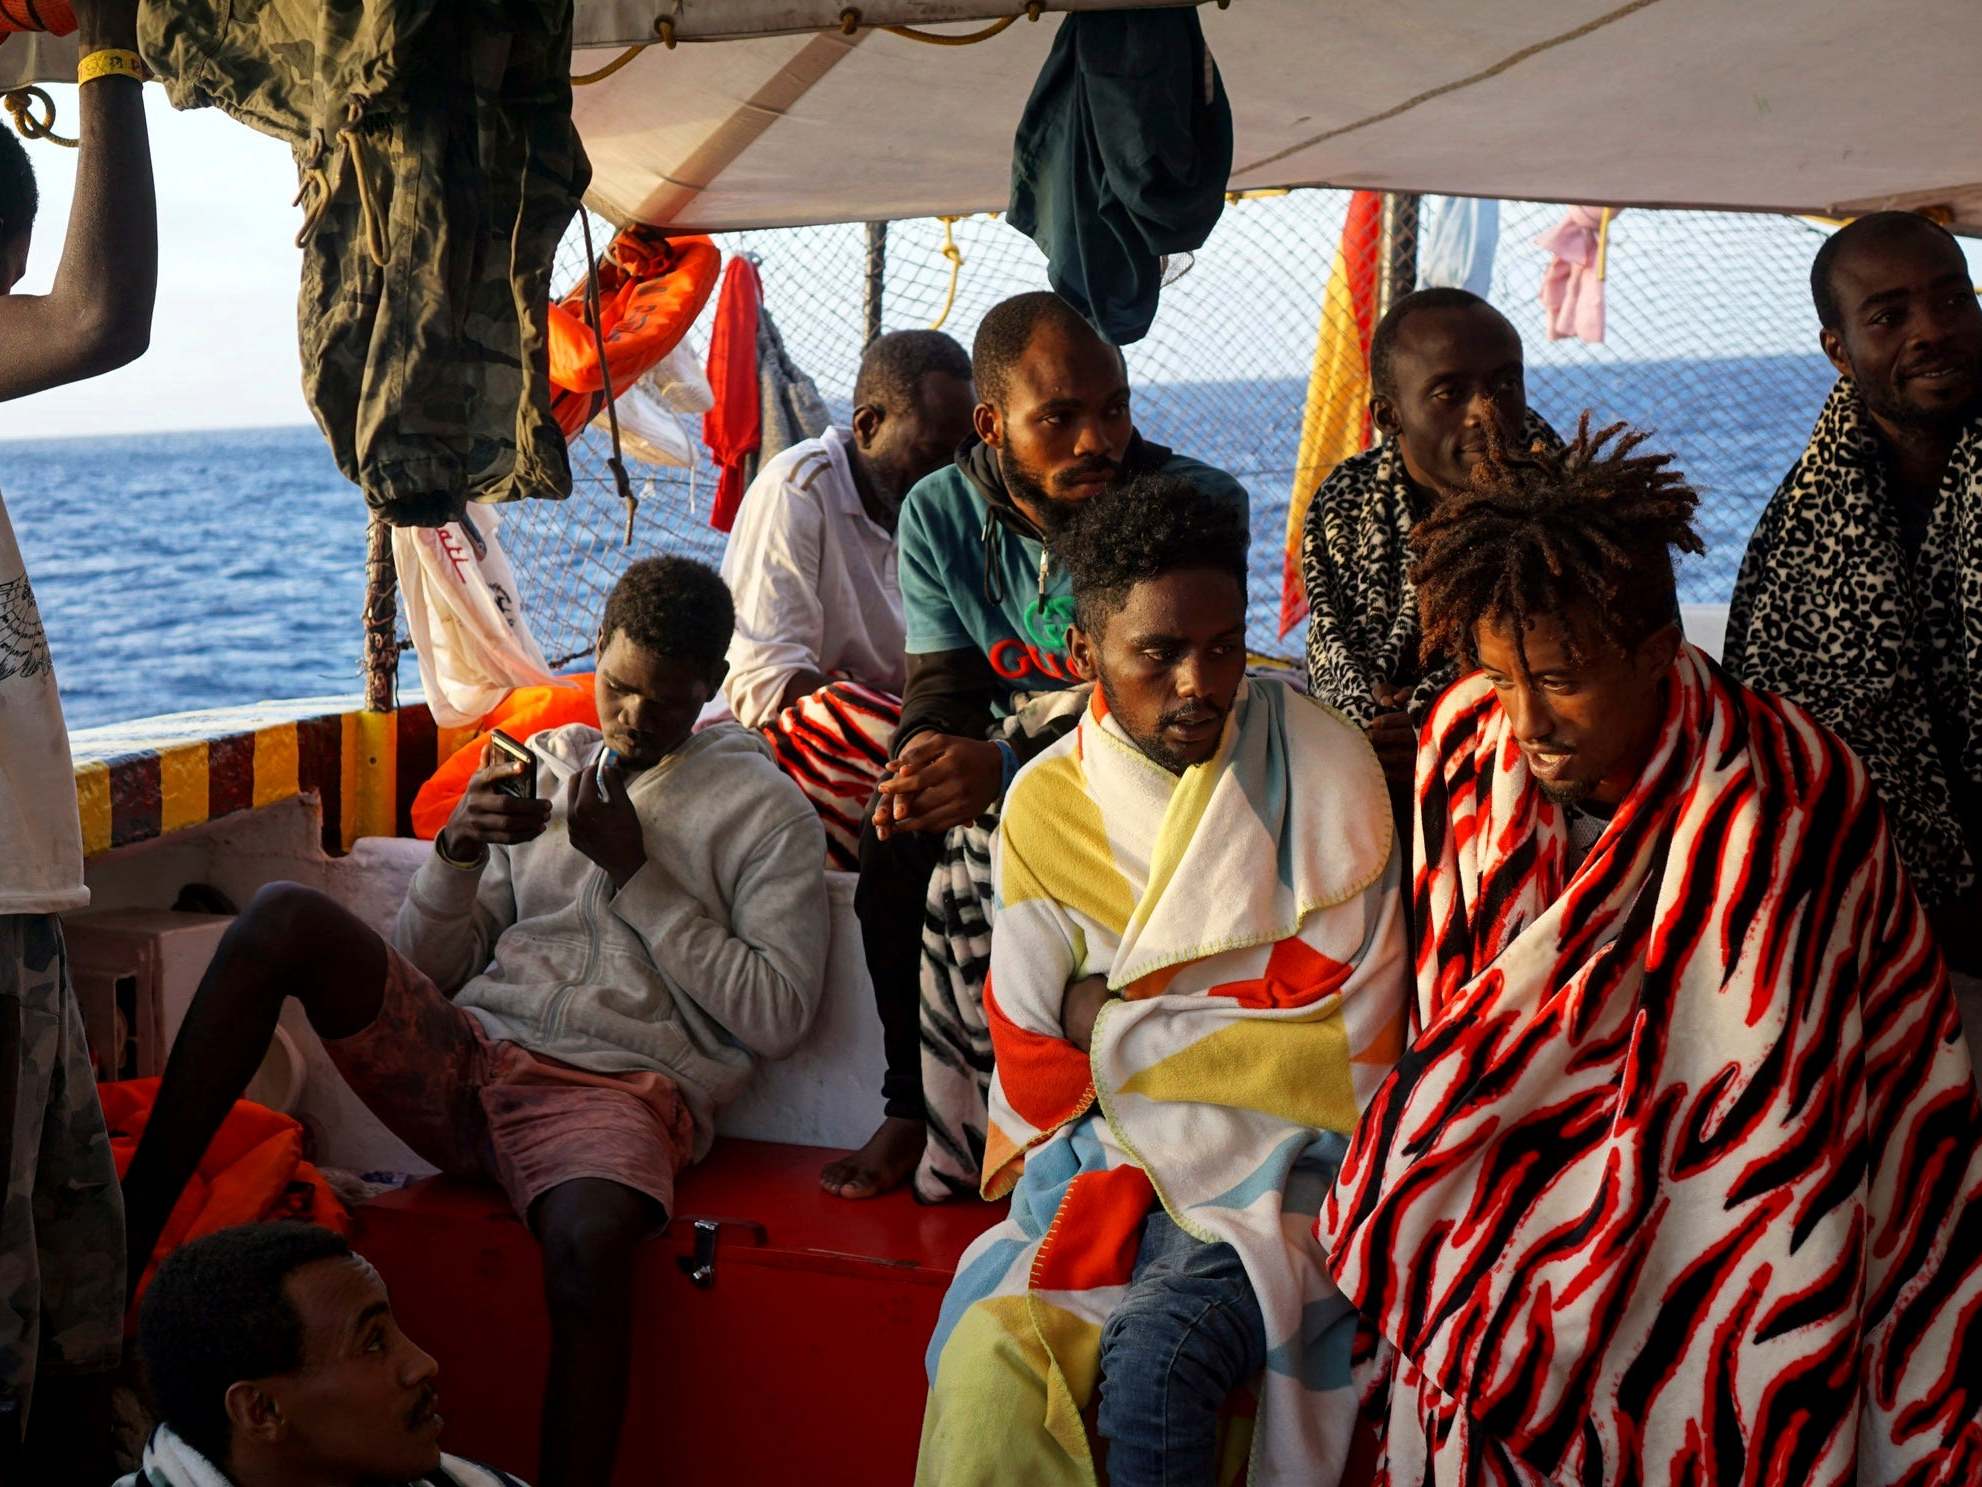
719, 329, 974, 867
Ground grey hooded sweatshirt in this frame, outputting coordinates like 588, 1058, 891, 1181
393, 723, 828, 1157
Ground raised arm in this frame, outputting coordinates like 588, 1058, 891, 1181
0, 0, 156, 401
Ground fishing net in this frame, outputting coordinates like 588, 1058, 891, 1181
478, 192, 1844, 671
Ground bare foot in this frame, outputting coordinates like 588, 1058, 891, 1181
819, 1116, 926, 1199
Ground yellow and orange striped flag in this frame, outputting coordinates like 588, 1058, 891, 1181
1279, 190, 1382, 637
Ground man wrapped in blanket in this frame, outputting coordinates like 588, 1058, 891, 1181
1320, 419, 1982, 1484
919, 473, 1408, 1486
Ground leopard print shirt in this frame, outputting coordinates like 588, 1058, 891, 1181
1725, 378, 1981, 908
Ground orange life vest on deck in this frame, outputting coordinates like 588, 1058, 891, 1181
547, 226, 721, 439
101, 1078, 348, 1309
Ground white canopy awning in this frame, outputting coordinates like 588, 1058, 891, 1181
564, 0, 1982, 232
6, 1, 1979, 232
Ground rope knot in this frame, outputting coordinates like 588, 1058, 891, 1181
2, 85, 76, 148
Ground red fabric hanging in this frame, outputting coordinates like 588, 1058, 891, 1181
702, 257, 764, 533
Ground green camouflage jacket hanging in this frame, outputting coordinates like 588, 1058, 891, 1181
140, 0, 588, 526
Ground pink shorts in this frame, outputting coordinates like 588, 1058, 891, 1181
322, 947, 695, 1221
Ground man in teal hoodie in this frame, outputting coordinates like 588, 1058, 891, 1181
822, 291, 1248, 1201
121, 558, 828, 1487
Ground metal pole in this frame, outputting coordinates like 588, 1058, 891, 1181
1376, 193, 1421, 318
863, 220, 887, 348
362, 516, 399, 713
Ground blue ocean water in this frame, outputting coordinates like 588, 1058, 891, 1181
1, 355, 1836, 731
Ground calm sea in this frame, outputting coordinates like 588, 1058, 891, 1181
0, 355, 1835, 731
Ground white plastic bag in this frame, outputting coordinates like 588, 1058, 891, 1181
394, 505, 554, 728
589, 336, 713, 468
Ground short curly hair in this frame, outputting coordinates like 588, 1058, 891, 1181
598, 556, 734, 667
139, 1224, 355, 1468
1369, 287, 1513, 402
1050, 470, 1249, 635
971, 291, 1120, 409
853, 329, 971, 415
1410, 414, 1701, 670
1810, 210, 1960, 330
0, 128, 35, 245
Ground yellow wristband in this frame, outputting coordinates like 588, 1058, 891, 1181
77, 50, 146, 86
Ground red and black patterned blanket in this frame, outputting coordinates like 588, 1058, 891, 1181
1321, 644, 1982, 1485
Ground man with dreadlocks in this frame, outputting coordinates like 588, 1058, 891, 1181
1725, 211, 1982, 1075
1319, 419, 1982, 1484
1300, 287, 1556, 797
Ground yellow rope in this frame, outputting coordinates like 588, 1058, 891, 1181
1595, 206, 1614, 281
843, 4, 1045, 42
573, 42, 648, 85
575, 0, 1224, 75
571, 17, 676, 86
2, 86, 76, 148
885, 5, 1046, 44
928, 215, 966, 331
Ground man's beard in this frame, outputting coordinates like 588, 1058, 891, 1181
1098, 675, 1224, 776
1536, 777, 1594, 806
998, 445, 1122, 534
1860, 354, 1982, 431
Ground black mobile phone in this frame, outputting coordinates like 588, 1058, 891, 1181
488, 729, 537, 799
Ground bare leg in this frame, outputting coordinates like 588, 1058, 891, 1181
830, 810, 941, 1200
818, 1117, 926, 1200
530, 1178, 663, 1487
119, 883, 390, 1299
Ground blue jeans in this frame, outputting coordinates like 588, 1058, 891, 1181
1095, 1210, 1267, 1487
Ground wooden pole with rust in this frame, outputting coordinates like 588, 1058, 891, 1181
362, 516, 398, 713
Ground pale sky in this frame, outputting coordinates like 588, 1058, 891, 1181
0, 86, 310, 441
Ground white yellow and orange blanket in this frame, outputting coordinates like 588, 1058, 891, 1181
918, 678, 1408, 1486
1322, 645, 1982, 1485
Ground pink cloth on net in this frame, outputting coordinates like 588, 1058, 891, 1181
1535, 204, 1613, 343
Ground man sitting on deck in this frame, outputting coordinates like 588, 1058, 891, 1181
717, 329, 975, 869
1725, 210, 1982, 1068
1301, 287, 1556, 801
0, 5, 157, 1477
118, 1224, 525, 1487
825, 290, 1249, 1203
121, 557, 829, 1487
1320, 420, 1982, 1484
919, 473, 1406, 1487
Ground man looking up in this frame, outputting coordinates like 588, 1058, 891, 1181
121, 559, 829, 1487
1726, 211, 1982, 1062
919, 472, 1404, 1486
1301, 287, 1555, 795
118, 1224, 522, 1487
718, 329, 975, 868
0, 2, 157, 1476
822, 290, 1249, 1201
1321, 419, 1982, 1484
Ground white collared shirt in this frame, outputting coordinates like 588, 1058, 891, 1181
716, 427, 906, 727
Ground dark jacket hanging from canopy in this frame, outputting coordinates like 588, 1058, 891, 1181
1006, 7, 1233, 345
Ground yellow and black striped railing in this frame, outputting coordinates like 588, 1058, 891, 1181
70, 698, 478, 858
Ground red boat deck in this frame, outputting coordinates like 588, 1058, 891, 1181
355, 1139, 1003, 1485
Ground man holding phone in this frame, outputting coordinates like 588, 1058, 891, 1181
121, 557, 830, 1487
